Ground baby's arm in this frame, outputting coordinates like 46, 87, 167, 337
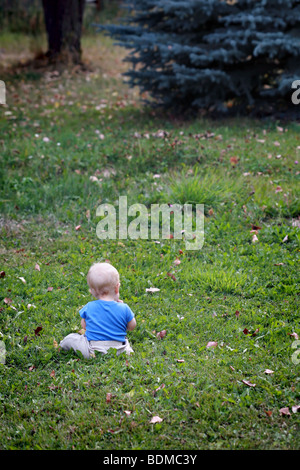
127, 317, 136, 331
81, 318, 86, 330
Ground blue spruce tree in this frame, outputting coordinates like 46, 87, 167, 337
98, 0, 300, 114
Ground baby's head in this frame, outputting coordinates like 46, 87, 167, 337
87, 262, 120, 299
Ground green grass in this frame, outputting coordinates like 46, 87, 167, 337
0, 31, 299, 450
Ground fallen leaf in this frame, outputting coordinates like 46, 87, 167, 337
292, 219, 300, 228
4, 297, 12, 304
279, 407, 290, 416
252, 234, 259, 243
124, 410, 131, 417
107, 428, 120, 434
146, 287, 160, 293
243, 327, 259, 337
0, 271, 5, 278
156, 330, 167, 339
242, 380, 256, 387
264, 369, 274, 375
18, 276, 26, 283
50, 370, 55, 378
154, 383, 165, 393
27, 304, 36, 309
173, 258, 181, 265
53, 339, 58, 348
153, 383, 165, 397
289, 332, 299, 340
206, 341, 218, 348
47, 286, 53, 292
150, 416, 163, 424
167, 272, 176, 281
292, 405, 300, 414
34, 326, 43, 336
230, 156, 239, 165
75, 225, 81, 231
35, 263, 40, 271
176, 359, 185, 363
282, 235, 288, 243
106, 393, 112, 403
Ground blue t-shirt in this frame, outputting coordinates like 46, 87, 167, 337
79, 300, 134, 342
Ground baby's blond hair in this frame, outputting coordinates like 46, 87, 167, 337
87, 262, 119, 297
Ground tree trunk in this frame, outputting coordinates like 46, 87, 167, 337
42, 0, 86, 65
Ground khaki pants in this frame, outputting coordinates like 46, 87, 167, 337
60, 333, 133, 359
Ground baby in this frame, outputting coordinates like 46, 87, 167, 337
60, 262, 136, 358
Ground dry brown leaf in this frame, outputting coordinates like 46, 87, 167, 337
34, 326, 42, 336
156, 330, 167, 339
106, 393, 112, 403
230, 156, 239, 165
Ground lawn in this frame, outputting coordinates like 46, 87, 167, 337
0, 29, 299, 451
